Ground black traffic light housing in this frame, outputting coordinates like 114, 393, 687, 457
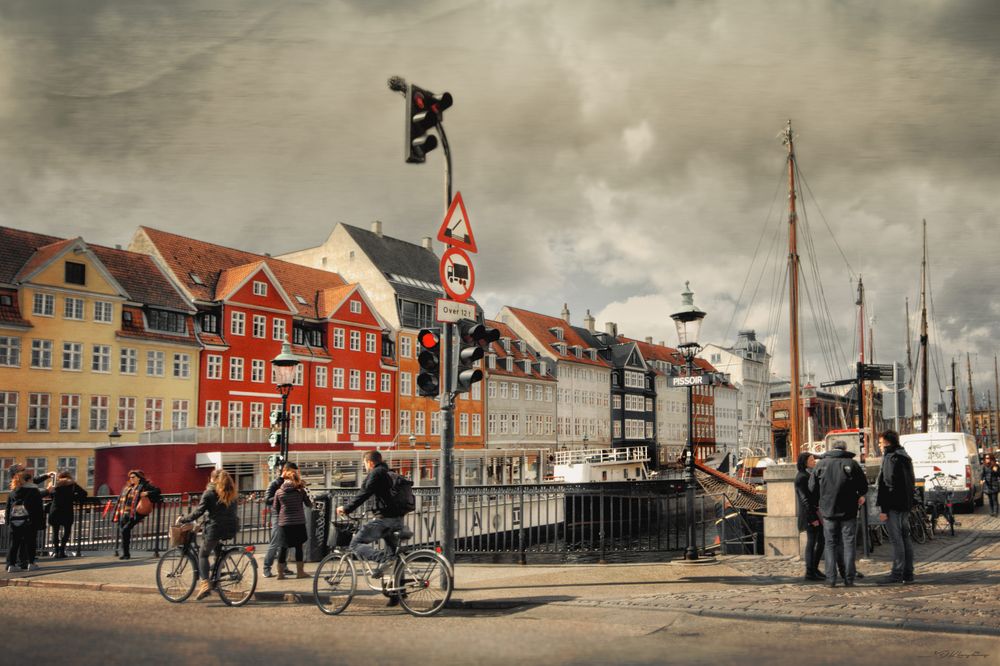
406, 84, 453, 164
454, 319, 500, 393
416, 328, 442, 397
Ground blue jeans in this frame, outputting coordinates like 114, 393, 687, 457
987, 492, 998, 515
822, 517, 857, 583
263, 522, 281, 569
349, 517, 405, 566
884, 510, 914, 580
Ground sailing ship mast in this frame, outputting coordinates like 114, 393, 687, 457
967, 353, 975, 435
857, 277, 867, 448
905, 297, 913, 433
952, 359, 959, 432
782, 120, 802, 459
994, 354, 999, 446
919, 220, 929, 433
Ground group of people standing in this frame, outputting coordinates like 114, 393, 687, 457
5, 464, 88, 572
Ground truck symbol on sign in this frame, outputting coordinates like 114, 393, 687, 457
447, 262, 469, 287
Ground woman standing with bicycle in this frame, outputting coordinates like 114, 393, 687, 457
177, 469, 241, 600
982, 453, 1000, 517
273, 468, 312, 580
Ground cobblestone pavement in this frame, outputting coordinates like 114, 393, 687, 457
562, 512, 1000, 636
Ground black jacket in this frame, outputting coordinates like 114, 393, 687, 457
180, 485, 240, 541
810, 449, 869, 520
6, 484, 45, 530
983, 463, 1000, 494
47, 480, 88, 526
795, 469, 821, 531
876, 446, 916, 512
343, 463, 404, 518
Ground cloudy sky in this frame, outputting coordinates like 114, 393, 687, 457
2, 0, 999, 408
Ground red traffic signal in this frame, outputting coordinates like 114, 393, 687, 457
416, 328, 442, 397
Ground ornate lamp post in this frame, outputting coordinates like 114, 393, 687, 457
107, 425, 121, 446
271, 336, 301, 468
671, 282, 707, 561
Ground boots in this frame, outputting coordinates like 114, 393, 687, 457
276, 565, 286, 580
295, 561, 309, 579
195, 580, 212, 601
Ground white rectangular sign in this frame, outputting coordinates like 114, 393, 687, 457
669, 375, 707, 387
436, 298, 476, 323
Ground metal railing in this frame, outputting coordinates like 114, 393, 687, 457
1, 482, 747, 563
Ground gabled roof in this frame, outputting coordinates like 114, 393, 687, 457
0, 227, 62, 285
622, 335, 717, 376
484, 319, 556, 381
341, 223, 440, 284
13, 238, 77, 282
503, 306, 609, 368
136, 226, 345, 319
608, 342, 648, 370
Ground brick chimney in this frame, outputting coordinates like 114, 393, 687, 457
584, 309, 595, 333
561, 303, 570, 323
605, 322, 617, 337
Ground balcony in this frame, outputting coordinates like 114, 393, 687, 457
139, 427, 342, 445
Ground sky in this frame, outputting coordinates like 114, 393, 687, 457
2, 0, 1000, 410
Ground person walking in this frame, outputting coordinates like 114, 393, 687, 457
272, 468, 312, 580
5, 471, 45, 572
177, 469, 241, 600
875, 429, 916, 585
261, 461, 299, 578
795, 451, 825, 582
46, 471, 88, 558
112, 469, 161, 560
810, 441, 868, 588
982, 453, 1000, 517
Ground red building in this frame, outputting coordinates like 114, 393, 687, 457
119, 227, 397, 490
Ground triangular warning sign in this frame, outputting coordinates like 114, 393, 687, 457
436, 191, 477, 253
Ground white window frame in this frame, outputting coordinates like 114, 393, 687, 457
230, 311, 246, 336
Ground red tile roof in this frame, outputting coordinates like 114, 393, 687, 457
503, 307, 609, 367
0, 288, 30, 328
0, 227, 62, 285
137, 227, 346, 319
621, 335, 718, 375
215, 262, 266, 301
484, 319, 556, 381
318, 284, 358, 319
13, 238, 76, 282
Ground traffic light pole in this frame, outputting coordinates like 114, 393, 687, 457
438, 118, 457, 567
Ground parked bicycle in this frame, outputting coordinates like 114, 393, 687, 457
155, 526, 258, 606
924, 472, 959, 537
313, 514, 454, 617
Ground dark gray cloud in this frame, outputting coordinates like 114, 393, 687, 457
2, 0, 999, 405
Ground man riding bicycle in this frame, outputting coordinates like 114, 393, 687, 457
336, 450, 410, 606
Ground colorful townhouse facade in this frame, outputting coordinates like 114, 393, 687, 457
0, 227, 199, 494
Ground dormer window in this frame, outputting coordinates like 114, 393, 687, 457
519, 340, 526, 353
147, 309, 186, 334
553, 342, 567, 355
488, 353, 497, 369
573, 346, 582, 358
549, 327, 564, 340
252, 281, 267, 297
539, 361, 547, 375
501, 337, 511, 352
523, 359, 532, 374
350, 300, 362, 314
200, 312, 218, 334
589, 349, 597, 361
505, 356, 513, 372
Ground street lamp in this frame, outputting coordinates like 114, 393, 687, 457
671, 281, 707, 562
271, 336, 301, 469
409, 434, 417, 448
108, 425, 121, 446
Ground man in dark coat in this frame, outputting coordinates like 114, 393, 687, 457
876, 429, 916, 585
810, 441, 868, 587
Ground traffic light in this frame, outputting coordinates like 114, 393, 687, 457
454, 319, 500, 393
405, 84, 453, 164
416, 328, 442, 397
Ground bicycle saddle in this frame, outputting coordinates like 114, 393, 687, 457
393, 527, 414, 542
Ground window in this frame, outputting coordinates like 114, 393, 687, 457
511, 413, 520, 435
0, 336, 20, 367
249, 402, 264, 429
229, 357, 244, 381
204, 401, 221, 427
488, 413, 496, 435
25, 457, 47, 477
147, 309, 186, 333
94, 301, 114, 322
172, 400, 189, 429
200, 312, 218, 333
31, 339, 53, 369
0, 392, 17, 430
65, 261, 86, 285
472, 414, 481, 436
89, 395, 109, 432
64, 296, 85, 320
380, 409, 391, 435
57, 457, 79, 481
332, 407, 343, 434
206, 355, 223, 380
230, 311, 245, 336
431, 411, 441, 436
315, 365, 328, 388
399, 335, 412, 358
173, 353, 191, 379
511, 383, 519, 400
314, 405, 327, 429
349, 331, 361, 351
272, 318, 286, 341
252, 315, 266, 338
500, 382, 508, 399
414, 411, 426, 435
289, 404, 303, 429
365, 408, 375, 434
348, 407, 360, 435
499, 414, 508, 434
120, 348, 137, 374
460, 413, 469, 436
32, 293, 54, 317
349, 369, 360, 391
118, 396, 136, 431
252, 281, 267, 297
251, 359, 265, 383
146, 350, 165, 377
544, 386, 552, 402
92, 344, 111, 372
399, 410, 411, 435
366, 333, 377, 354
365, 371, 376, 392
525, 383, 533, 401
62, 342, 82, 371
333, 328, 345, 349
294, 364, 304, 386
59, 394, 81, 431
350, 300, 361, 314
488, 382, 496, 398
381, 373, 391, 393
399, 299, 433, 329
227, 401, 243, 428
400, 372, 412, 396
333, 368, 344, 389
472, 382, 481, 401
144, 398, 163, 431
86, 457, 95, 489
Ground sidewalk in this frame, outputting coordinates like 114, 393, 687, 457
3, 512, 999, 636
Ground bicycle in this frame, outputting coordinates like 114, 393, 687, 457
155, 526, 258, 606
313, 515, 454, 617
924, 473, 959, 537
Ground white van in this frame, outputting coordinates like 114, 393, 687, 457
899, 432, 983, 509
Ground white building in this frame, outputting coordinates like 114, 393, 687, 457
699, 330, 772, 454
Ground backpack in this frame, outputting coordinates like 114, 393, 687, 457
9, 500, 30, 528
386, 471, 416, 515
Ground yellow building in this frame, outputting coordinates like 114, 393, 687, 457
0, 227, 199, 494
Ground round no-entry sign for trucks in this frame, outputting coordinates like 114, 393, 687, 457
439, 247, 475, 302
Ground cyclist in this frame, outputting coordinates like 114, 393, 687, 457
177, 469, 240, 600
336, 450, 409, 606
875, 429, 916, 586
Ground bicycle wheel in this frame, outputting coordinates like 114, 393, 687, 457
909, 512, 927, 544
216, 549, 258, 607
313, 551, 356, 616
395, 550, 453, 617
156, 547, 198, 603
